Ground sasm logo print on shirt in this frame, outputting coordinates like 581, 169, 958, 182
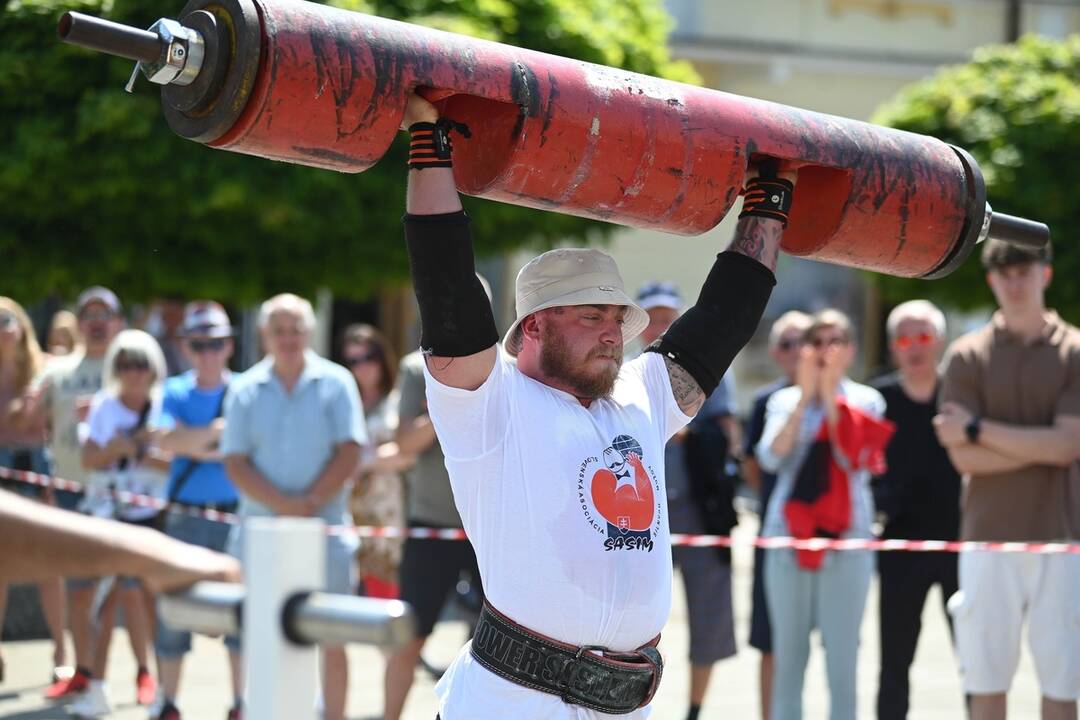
576, 434, 662, 552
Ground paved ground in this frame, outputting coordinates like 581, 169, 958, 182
0, 520, 1042, 719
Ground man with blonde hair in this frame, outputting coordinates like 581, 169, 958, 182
222, 292, 365, 720
872, 298, 960, 720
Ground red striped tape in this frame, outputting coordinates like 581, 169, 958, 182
3, 467, 1077, 555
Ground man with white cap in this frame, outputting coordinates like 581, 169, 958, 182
399, 92, 796, 719
153, 301, 242, 720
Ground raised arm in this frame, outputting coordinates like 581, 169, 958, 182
402, 93, 497, 391
651, 164, 796, 416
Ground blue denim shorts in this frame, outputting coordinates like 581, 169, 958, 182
156, 514, 235, 657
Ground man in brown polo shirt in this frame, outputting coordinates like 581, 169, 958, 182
934, 238, 1080, 720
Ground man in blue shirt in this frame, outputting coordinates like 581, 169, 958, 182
221, 293, 366, 720
153, 301, 242, 720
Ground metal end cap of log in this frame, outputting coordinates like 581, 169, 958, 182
161, 0, 263, 143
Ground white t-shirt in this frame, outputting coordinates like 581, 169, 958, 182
425, 350, 691, 720
79, 392, 166, 522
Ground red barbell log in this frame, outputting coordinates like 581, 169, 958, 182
60, 0, 1049, 278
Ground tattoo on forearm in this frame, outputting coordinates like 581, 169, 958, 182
663, 356, 705, 416
728, 216, 783, 272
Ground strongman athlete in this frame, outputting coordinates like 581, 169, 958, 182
400, 92, 797, 719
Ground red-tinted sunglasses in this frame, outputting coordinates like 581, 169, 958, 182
893, 332, 935, 349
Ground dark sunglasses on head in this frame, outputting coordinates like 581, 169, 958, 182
894, 332, 934, 349
808, 336, 849, 349
344, 352, 380, 367
115, 358, 150, 372
189, 338, 227, 353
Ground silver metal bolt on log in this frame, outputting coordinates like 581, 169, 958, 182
58, 11, 204, 93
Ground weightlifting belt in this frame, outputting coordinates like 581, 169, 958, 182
470, 602, 663, 715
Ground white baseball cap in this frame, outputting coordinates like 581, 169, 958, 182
502, 248, 649, 357
180, 301, 234, 338
635, 281, 682, 312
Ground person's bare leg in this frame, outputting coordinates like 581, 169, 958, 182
384, 637, 425, 720
0, 584, 7, 677
229, 651, 243, 707
92, 587, 121, 678
760, 653, 774, 720
159, 656, 183, 702
70, 585, 97, 672
38, 579, 68, 668
321, 646, 348, 720
971, 693, 1007, 720
1042, 697, 1077, 720
120, 586, 151, 669
690, 663, 713, 707
139, 584, 161, 677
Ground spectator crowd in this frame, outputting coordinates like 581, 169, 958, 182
0, 234, 1076, 720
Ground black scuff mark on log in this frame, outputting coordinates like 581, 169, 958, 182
539, 71, 560, 148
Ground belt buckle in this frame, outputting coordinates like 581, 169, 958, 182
557, 644, 605, 704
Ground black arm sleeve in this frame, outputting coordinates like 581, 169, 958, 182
404, 211, 499, 357
646, 251, 775, 396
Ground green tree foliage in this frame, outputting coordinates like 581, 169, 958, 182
872, 35, 1080, 317
0, 0, 697, 303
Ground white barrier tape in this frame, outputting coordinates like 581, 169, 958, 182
3, 467, 1078, 555
0, 466, 240, 524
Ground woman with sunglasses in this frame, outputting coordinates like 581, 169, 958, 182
755, 309, 892, 720
340, 324, 412, 599
0, 297, 70, 685
71, 329, 172, 718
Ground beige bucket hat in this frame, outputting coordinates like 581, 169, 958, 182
502, 248, 650, 356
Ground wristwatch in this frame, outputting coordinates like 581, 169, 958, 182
965, 416, 982, 444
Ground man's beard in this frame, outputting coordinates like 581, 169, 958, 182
539, 325, 621, 400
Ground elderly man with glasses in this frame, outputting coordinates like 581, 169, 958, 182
870, 300, 962, 720
221, 293, 365, 720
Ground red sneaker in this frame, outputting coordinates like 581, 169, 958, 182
44, 667, 89, 699
136, 668, 157, 706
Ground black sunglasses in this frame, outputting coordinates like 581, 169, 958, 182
344, 352, 380, 367
115, 358, 150, 372
0, 312, 17, 329
776, 338, 799, 351
189, 338, 227, 353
